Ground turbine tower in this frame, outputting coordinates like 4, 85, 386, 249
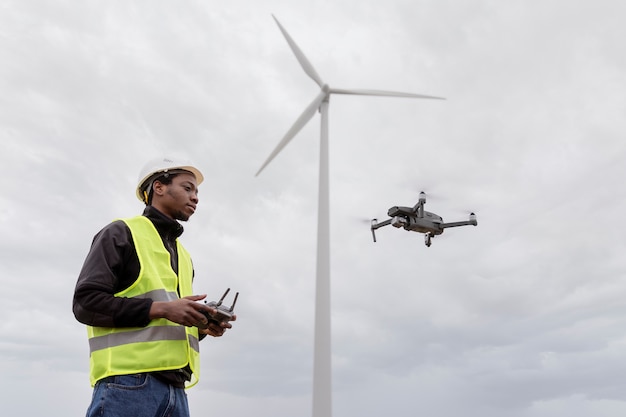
256, 15, 443, 417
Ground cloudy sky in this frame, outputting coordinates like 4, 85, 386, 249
2, 0, 626, 416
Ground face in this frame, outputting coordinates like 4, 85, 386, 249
152, 172, 199, 221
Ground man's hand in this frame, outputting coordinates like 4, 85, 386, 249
149, 294, 218, 328
198, 314, 236, 337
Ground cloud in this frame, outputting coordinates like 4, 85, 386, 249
2, 1, 626, 416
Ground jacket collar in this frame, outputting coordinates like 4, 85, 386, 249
143, 205, 184, 240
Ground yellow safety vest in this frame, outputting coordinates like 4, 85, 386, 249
87, 216, 200, 388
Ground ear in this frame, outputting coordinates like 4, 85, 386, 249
152, 180, 167, 197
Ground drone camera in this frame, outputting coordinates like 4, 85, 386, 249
391, 216, 407, 228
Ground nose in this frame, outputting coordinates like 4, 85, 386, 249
191, 191, 199, 204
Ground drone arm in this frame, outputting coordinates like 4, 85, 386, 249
371, 218, 392, 230
370, 218, 392, 242
440, 219, 478, 229
410, 201, 424, 218
411, 192, 427, 217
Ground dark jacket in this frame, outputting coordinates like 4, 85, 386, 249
73, 206, 187, 327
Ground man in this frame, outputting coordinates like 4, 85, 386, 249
73, 156, 234, 417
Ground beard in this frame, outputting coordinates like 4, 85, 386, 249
173, 210, 191, 222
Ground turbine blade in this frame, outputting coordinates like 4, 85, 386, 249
330, 88, 445, 100
256, 90, 328, 176
273, 15, 324, 87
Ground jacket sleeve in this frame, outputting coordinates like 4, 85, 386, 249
72, 220, 153, 327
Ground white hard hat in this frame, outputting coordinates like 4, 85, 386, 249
136, 156, 204, 203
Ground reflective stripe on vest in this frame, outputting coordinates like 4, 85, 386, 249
87, 216, 200, 388
89, 325, 200, 353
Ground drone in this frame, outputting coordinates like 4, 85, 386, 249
370, 191, 477, 247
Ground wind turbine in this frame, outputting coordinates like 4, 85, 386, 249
256, 15, 444, 417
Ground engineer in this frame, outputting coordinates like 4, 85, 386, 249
73, 156, 235, 417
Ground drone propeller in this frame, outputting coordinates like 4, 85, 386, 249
417, 190, 448, 201
404, 190, 442, 205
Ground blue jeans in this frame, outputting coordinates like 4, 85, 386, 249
86, 373, 190, 417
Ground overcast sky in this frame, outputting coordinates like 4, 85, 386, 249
2, 1, 626, 416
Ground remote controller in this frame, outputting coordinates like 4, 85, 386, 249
197, 288, 238, 329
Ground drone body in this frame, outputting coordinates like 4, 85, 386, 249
371, 192, 477, 247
